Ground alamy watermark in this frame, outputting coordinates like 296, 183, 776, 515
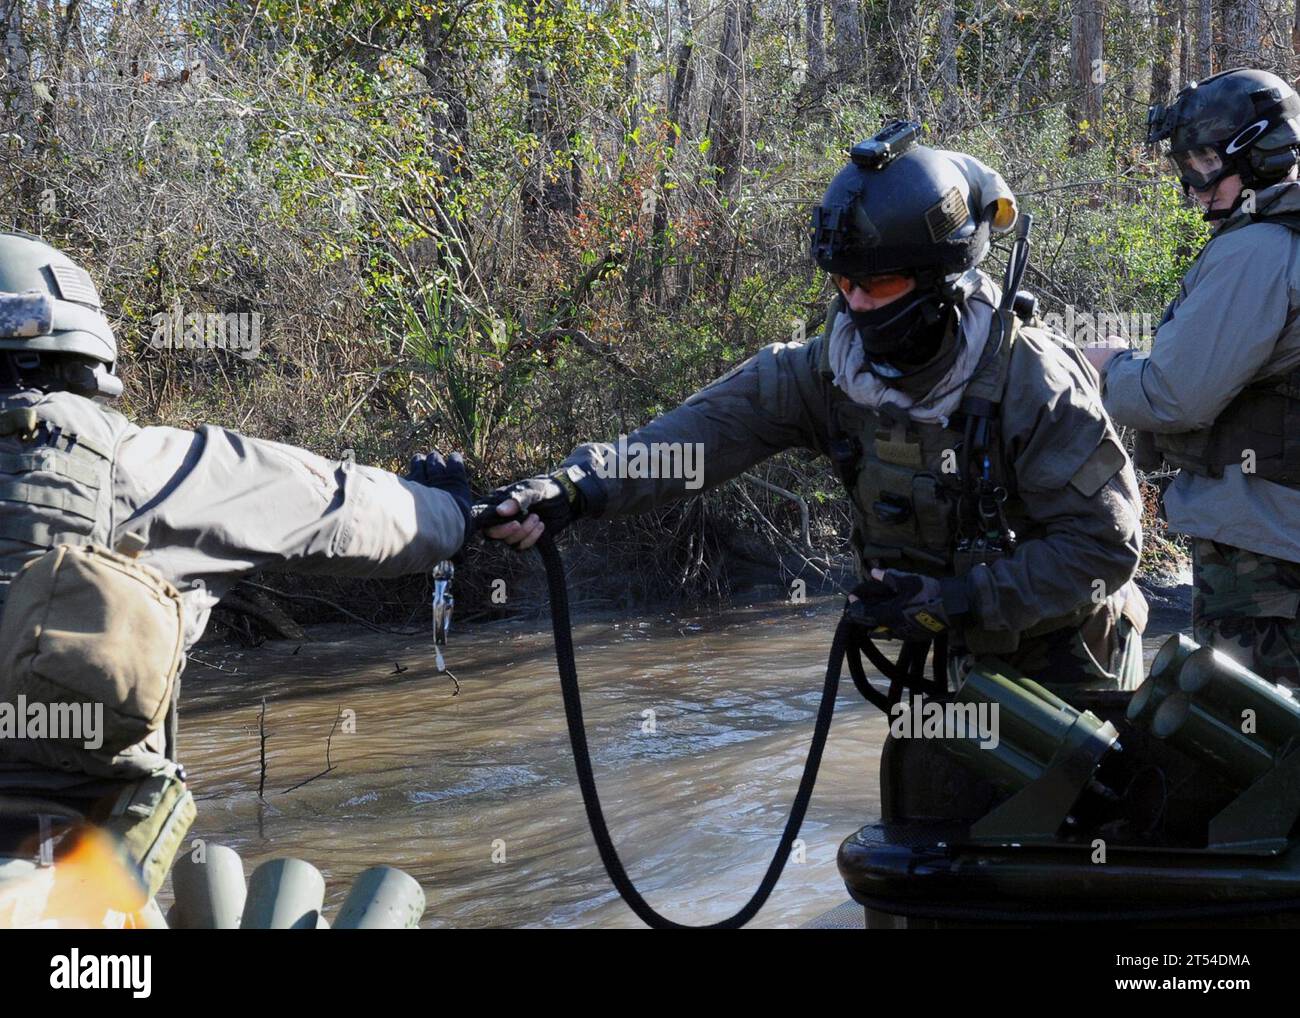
889, 694, 1000, 750
148, 303, 262, 359
50, 949, 151, 998
0, 696, 103, 750
1045, 305, 1155, 348
590, 437, 705, 490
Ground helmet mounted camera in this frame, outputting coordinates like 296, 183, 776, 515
849, 119, 923, 171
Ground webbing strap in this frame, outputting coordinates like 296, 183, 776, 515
0, 451, 102, 489
0, 479, 98, 521
0, 517, 93, 546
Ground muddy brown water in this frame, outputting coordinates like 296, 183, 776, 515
169, 596, 1176, 928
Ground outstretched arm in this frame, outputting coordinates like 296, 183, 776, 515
486, 338, 831, 547
113, 424, 468, 591
567, 339, 830, 516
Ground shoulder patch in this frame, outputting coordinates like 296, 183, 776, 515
1068, 436, 1127, 498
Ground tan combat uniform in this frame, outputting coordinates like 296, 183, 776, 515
0, 388, 465, 925
1102, 179, 1300, 685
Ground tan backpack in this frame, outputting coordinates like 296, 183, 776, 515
0, 543, 185, 779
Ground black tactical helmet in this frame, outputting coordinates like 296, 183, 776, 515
0, 232, 120, 396
1148, 67, 1300, 192
808, 122, 1017, 370
810, 123, 995, 284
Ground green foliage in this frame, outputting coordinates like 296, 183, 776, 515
394, 272, 538, 464
1075, 185, 1209, 314
7, 0, 1250, 603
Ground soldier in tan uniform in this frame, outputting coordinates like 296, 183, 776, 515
485, 125, 1148, 693
1088, 69, 1300, 687
0, 231, 470, 924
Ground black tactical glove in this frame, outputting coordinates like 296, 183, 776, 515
406, 451, 473, 539
845, 569, 971, 642
480, 463, 607, 541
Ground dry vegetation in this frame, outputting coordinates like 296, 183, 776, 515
2, 0, 1281, 625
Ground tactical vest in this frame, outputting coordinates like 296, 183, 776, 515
0, 391, 194, 901
1151, 208, 1300, 486
819, 302, 1092, 655
0, 391, 128, 609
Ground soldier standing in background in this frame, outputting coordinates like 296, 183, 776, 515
1088, 69, 1300, 687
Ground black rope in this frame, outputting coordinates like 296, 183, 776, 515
852, 631, 949, 707
846, 630, 893, 712
535, 534, 850, 929
525, 528, 946, 928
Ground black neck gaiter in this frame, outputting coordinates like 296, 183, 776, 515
871, 312, 961, 400
848, 291, 940, 359
847, 286, 958, 392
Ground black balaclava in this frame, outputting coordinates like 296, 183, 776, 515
848, 285, 960, 395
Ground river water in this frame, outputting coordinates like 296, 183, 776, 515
171, 594, 1174, 928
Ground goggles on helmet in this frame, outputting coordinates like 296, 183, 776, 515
1168, 144, 1233, 191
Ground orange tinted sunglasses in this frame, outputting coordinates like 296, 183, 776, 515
832, 272, 915, 300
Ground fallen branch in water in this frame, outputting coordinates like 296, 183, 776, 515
257, 697, 268, 800
281, 706, 344, 794
742, 472, 814, 553
187, 652, 241, 674
734, 483, 844, 595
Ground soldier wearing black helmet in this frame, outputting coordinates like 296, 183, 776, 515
1088, 68, 1300, 687
486, 125, 1148, 691
0, 231, 472, 925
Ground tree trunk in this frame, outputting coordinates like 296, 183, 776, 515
830, 0, 864, 84
937, 0, 959, 127
519, 0, 579, 250
0, 0, 37, 155
1222, 0, 1261, 68
417, 11, 479, 288
1151, 0, 1177, 105
619, 0, 641, 146
703, 0, 751, 296
419, 16, 471, 189
653, 0, 697, 306
1069, 0, 1104, 151
1124, 0, 1148, 111
705, 0, 748, 202
1178, 0, 1191, 88
670, 0, 697, 138
1196, 0, 1212, 78
886, 0, 920, 116
802, 0, 829, 107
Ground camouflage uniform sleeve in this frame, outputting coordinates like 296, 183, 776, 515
562, 337, 831, 517
113, 424, 467, 589
1102, 224, 1294, 432
962, 334, 1144, 633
